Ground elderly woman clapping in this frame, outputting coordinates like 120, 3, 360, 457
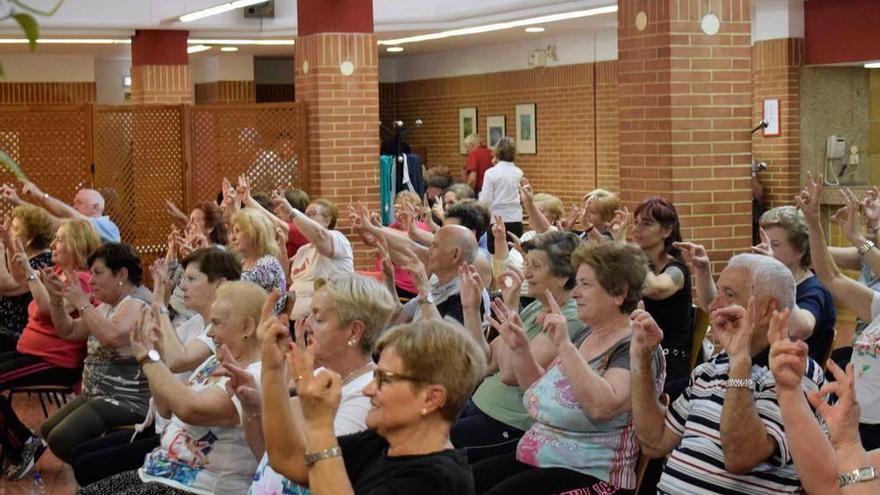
260, 317, 487, 494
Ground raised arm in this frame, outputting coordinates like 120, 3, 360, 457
518, 177, 552, 234
674, 241, 715, 311
490, 301, 545, 388
629, 307, 682, 458
20, 181, 85, 220
62, 277, 145, 348
272, 191, 335, 258
798, 173, 875, 322
642, 264, 686, 300
218, 346, 265, 458
459, 264, 490, 359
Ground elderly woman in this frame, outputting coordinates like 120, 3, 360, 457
0, 219, 99, 480
629, 197, 692, 385
247, 274, 397, 494
453, 231, 587, 462
757, 205, 836, 363
272, 195, 354, 320
0, 205, 55, 348
41, 242, 152, 464
259, 318, 486, 494
230, 208, 287, 315
77, 281, 267, 495
474, 241, 664, 494
479, 136, 523, 253
70, 248, 242, 487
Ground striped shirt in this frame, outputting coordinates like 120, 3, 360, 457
658, 349, 825, 495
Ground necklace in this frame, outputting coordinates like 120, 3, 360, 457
341, 361, 374, 385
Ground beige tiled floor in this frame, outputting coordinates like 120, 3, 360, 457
1, 393, 77, 495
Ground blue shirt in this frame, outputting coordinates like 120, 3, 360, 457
797, 275, 836, 364
90, 216, 120, 243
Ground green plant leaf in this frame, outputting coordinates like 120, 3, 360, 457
12, 13, 39, 51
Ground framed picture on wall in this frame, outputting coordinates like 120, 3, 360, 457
515, 103, 537, 154
486, 115, 506, 148
459, 107, 478, 154
763, 98, 780, 137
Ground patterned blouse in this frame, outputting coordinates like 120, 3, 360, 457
0, 251, 52, 336
241, 255, 287, 315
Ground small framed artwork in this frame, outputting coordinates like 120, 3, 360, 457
459, 107, 478, 154
486, 115, 506, 148
515, 103, 537, 154
763, 98, 780, 137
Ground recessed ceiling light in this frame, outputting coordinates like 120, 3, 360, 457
386, 46, 404, 53
865, 62, 880, 69
179, 0, 269, 22
221, 46, 239, 52
187, 45, 212, 54
378, 5, 616, 46
189, 38, 294, 46
525, 27, 545, 33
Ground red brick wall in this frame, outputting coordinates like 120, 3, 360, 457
752, 38, 803, 208
0, 82, 95, 104
618, 0, 753, 271
295, 32, 379, 269
131, 65, 192, 104
195, 81, 256, 104
379, 61, 620, 207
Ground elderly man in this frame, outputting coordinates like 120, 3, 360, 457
1, 181, 120, 243
630, 253, 825, 494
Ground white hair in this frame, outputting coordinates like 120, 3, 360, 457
727, 253, 796, 310
77, 189, 105, 214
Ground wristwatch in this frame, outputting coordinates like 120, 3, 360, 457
838, 466, 878, 487
725, 378, 756, 391
304, 446, 342, 466
858, 239, 876, 256
25, 272, 37, 282
138, 349, 162, 368
418, 291, 435, 305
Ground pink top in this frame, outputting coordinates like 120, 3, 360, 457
17, 270, 92, 369
375, 221, 430, 295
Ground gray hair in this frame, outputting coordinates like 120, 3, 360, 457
728, 253, 796, 310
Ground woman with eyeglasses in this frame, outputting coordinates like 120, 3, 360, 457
260, 318, 487, 494
246, 274, 397, 495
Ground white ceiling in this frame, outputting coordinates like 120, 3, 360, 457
0, 0, 616, 58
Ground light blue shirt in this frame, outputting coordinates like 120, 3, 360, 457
90, 216, 120, 243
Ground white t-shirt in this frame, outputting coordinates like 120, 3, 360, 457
139, 356, 262, 495
478, 161, 523, 223
248, 370, 372, 495
853, 292, 880, 424
155, 315, 214, 433
289, 230, 354, 319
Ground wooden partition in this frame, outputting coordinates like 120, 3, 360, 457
0, 102, 308, 279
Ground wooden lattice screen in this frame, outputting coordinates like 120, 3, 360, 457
0, 102, 308, 284
0, 105, 92, 216
190, 102, 309, 206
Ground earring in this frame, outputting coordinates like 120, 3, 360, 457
347, 339, 356, 347
117, 281, 123, 286
243, 335, 249, 340
420, 408, 427, 416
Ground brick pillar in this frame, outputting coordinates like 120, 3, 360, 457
617, 0, 753, 268
295, 0, 377, 268
752, 38, 803, 207
130, 30, 192, 104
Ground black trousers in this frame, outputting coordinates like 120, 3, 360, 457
451, 401, 525, 463
473, 451, 632, 495
72, 426, 160, 486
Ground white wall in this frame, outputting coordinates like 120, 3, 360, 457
0, 55, 95, 82
752, 0, 805, 43
94, 58, 130, 104
381, 28, 617, 83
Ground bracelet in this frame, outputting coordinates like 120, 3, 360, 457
26, 273, 37, 282
725, 378, 755, 391
838, 466, 878, 487
304, 446, 342, 466
858, 239, 876, 256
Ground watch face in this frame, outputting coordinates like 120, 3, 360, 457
859, 467, 876, 478
147, 349, 161, 362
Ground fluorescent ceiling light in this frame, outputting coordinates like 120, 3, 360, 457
525, 27, 545, 33
221, 46, 239, 52
179, 0, 268, 22
187, 44, 212, 54
0, 38, 131, 44
386, 46, 404, 52
189, 38, 294, 45
379, 5, 616, 45
866, 62, 880, 69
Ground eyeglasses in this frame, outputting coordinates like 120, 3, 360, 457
372, 369, 424, 390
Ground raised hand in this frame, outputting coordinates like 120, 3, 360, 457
61, 268, 91, 309
609, 206, 631, 242
710, 298, 754, 359
807, 361, 862, 451
20, 181, 43, 199
150, 258, 173, 305
834, 188, 865, 245
130, 306, 158, 363
488, 298, 529, 352
165, 200, 188, 223
398, 249, 430, 293
519, 177, 535, 205
458, 264, 484, 311
767, 308, 807, 392
861, 186, 880, 230
751, 227, 773, 257
217, 345, 262, 414
256, 290, 289, 371
559, 204, 583, 232
673, 241, 711, 272
630, 301, 664, 356
235, 174, 251, 206
795, 170, 822, 225
506, 231, 524, 256
0, 184, 20, 204
39, 266, 65, 300
288, 321, 340, 428
0, 214, 15, 248
496, 267, 524, 310
541, 289, 570, 348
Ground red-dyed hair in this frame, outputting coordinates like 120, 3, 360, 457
634, 197, 682, 259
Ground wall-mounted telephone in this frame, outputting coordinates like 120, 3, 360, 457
824, 135, 847, 185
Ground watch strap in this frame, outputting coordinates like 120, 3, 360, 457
858, 239, 876, 256
725, 378, 756, 391
838, 466, 879, 487
304, 446, 342, 466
